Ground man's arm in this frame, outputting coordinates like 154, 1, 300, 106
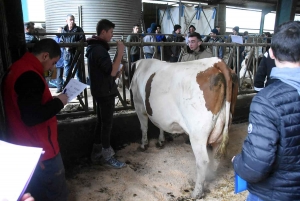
233, 95, 279, 183
111, 41, 125, 76
15, 71, 64, 126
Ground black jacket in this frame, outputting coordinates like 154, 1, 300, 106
233, 80, 300, 201
61, 24, 86, 52
254, 50, 276, 91
166, 32, 185, 58
85, 36, 118, 98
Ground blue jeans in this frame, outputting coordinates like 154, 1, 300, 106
247, 193, 265, 201
144, 53, 153, 59
25, 153, 68, 201
63, 51, 82, 82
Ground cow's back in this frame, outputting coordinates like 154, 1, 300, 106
131, 58, 225, 134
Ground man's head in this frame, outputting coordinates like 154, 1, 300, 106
32, 39, 61, 72
156, 25, 161, 33
66, 14, 75, 30
24, 22, 35, 34
132, 24, 140, 33
174, 24, 181, 34
188, 32, 202, 52
232, 26, 239, 35
270, 21, 300, 64
189, 25, 196, 33
210, 28, 219, 38
96, 19, 115, 42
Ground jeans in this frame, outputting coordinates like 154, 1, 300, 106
144, 53, 153, 59
56, 67, 64, 90
25, 153, 68, 201
246, 193, 265, 201
63, 51, 82, 83
94, 95, 115, 149
130, 54, 140, 62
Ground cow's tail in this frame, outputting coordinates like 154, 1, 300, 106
214, 61, 239, 157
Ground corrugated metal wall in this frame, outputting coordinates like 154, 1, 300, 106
45, 0, 141, 38
44, 0, 141, 59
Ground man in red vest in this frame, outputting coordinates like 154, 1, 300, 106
2, 39, 68, 201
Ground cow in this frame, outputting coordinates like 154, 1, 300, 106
130, 57, 239, 198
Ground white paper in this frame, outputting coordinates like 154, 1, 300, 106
0, 140, 43, 201
63, 78, 88, 102
231, 35, 243, 44
119, 64, 123, 71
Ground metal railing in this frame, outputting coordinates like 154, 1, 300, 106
26, 33, 271, 118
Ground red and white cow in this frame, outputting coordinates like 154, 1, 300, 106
130, 57, 238, 198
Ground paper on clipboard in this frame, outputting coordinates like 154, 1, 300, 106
231, 35, 243, 44
63, 78, 88, 102
0, 140, 44, 201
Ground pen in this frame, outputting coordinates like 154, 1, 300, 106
63, 89, 67, 94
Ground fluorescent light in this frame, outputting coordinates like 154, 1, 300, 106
142, 0, 208, 5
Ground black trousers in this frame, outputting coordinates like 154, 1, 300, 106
94, 95, 115, 149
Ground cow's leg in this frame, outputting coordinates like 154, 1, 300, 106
206, 145, 219, 181
156, 129, 165, 147
189, 137, 209, 199
135, 107, 149, 150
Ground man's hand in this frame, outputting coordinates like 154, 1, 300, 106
21, 193, 35, 201
57, 93, 68, 105
117, 41, 125, 54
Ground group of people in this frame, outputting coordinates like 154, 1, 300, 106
24, 14, 86, 93
4, 15, 300, 201
127, 23, 224, 63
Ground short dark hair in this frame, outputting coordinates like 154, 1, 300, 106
32, 38, 61, 59
24, 22, 34, 29
96, 19, 115, 36
133, 24, 139, 28
271, 21, 300, 62
157, 24, 161, 28
215, 25, 220, 28
189, 32, 202, 41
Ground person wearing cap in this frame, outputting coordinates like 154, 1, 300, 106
208, 28, 224, 59
143, 27, 156, 59
166, 24, 185, 62
181, 32, 213, 62
231, 26, 245, 68
185, 25, 197, 53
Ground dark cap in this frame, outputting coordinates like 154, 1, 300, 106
189, 25, 196, 30
232, 26, 239, 33
211, 28, 218, 34
174, 24, 181, 32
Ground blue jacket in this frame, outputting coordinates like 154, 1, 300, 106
53, 36, 64, 68
233, 67, 300, 201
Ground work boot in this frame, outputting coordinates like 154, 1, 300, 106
102, 147, 126, 169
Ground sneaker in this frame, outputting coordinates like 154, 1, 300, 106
104, 157, 126, 169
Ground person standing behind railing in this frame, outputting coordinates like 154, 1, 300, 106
53, 27, 65, 93
60, 14, 86, 83
126, 24, 140, 62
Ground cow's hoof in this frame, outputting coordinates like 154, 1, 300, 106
137, 145, 148, 152
155, 141, 165, 149
191, 191, 204, 199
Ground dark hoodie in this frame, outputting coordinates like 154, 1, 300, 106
85, 36, 118, 98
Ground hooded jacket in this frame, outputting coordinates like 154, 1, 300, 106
233, 67, 300, 201
166, 31, 185, 58
85, 36, 118, 98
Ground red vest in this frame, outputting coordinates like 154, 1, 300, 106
3, 52, 59, 161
